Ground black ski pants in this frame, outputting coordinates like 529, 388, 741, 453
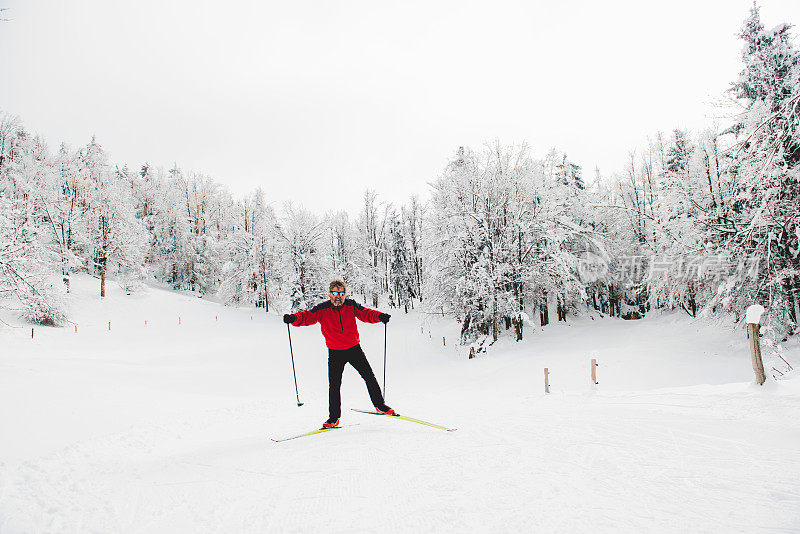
328, 344, 384, 420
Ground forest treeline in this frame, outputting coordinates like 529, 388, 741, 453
1, 6, 797, 347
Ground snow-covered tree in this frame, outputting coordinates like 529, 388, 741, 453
326, 210, 362, 294
0, 192, 67, 324
79, 137, 146, 296
387, 212, 414, 311
219, 189, 280, 311
0, 115, 67, 323
278, 203, 328, 311
702, 5, 800, 335
401, 195, 425, 305
554, 152, 584, 190
427, 142, 591, 344
357, 190, 389, 307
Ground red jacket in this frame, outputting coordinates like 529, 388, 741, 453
291, 299, 382, 350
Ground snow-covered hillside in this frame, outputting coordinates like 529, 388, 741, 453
2, 276, 799, 532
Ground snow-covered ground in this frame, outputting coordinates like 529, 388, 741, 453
2, 276, 800, 533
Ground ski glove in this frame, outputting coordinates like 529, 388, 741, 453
283, 314, 296, 324
379, 313, 391, 324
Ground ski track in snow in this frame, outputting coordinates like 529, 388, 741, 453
2, 276, 800, 533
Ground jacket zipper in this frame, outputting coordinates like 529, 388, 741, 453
337, 307, 344, 332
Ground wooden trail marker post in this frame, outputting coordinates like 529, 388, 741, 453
745, 305, 766, 386
591, 358, 598, 385
544, 368, 550, 394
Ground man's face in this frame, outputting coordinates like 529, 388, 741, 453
329, 287, 346, 307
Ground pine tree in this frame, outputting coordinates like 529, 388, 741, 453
665, 129, 694, 177
708, 3, 800, 335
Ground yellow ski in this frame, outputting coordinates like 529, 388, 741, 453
271, 423, 358, 443
351, 409, 456, 432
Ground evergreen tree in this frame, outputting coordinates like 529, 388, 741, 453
703, 4, 800, 335
665, 129, 694, 177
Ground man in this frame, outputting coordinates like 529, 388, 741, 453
283, 279, 394, 428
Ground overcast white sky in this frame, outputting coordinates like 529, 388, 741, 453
1, 1, 798, 216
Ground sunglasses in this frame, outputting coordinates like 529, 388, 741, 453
330, 291, 345, 297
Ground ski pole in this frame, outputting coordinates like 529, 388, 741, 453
383, 322, 387, 399
286, 323, 303, 407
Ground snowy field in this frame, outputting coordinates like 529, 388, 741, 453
2, 276, 800, 533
